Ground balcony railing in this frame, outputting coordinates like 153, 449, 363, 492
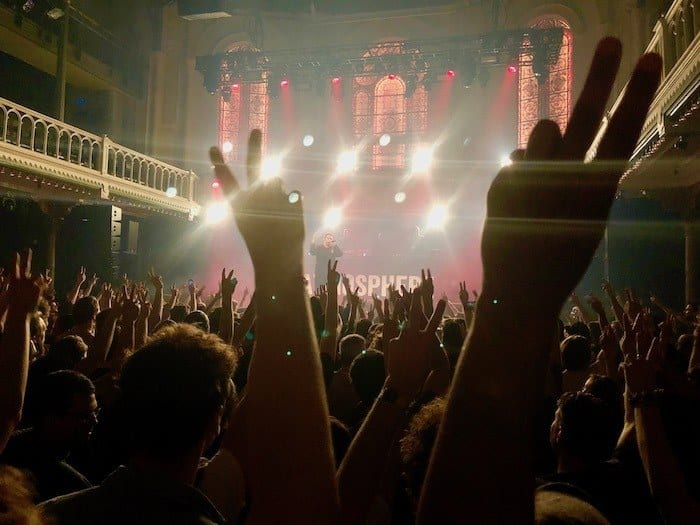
589, 0, 700, 171
0, 96, 199, 218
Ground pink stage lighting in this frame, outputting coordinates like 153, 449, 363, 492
507, 65, 517, 74
388, 74, 397, 80
232, 83, 240, 90
446, 69, 456, 78
332, 76, 341, 84
211, 179, 221, 189
280, 79, 289, 87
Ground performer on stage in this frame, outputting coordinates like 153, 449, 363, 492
309, 232, 343, 289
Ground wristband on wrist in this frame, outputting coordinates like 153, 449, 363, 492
629, 388, 664, 407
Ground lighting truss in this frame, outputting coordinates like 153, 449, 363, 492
196, 28, 563, 94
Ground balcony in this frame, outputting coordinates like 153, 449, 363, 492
590, 0, 700, 200
0, 96, 200, 219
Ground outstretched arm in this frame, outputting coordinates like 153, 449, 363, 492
211, 132, 338, 524
0, 251, 45, 452
417, 40, 661, 523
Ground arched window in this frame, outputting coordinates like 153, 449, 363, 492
518, 17, 573, 148
353, 43, 428, 170
218, 45, 269, 161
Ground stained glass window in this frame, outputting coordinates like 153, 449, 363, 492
353, 43, 429, 170
518, 17, 573, 149
218, 46, 269, 162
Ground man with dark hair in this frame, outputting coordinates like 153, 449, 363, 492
41, 324, 237, 524
309, 232, 342, 289
348, 349, 385, 429
328, 334, 365, 425
67, 297, 99, 347
184, 309, 210, 333
560, 335, 593, 392
169, 304, 189, 323
441, 319, 464, 373
0, 370, 96, 501
540, 391, 644, 523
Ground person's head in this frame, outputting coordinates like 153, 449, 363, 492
184, 310, 210, 333
400, 398, 446, 511
29, 313, 47, 356
683, 302, 698, 321
550, 392, 618, 467
72, 296, 99, 326
582, 374, 621, 411
152, 319, 177, 334
208, 307, 222, 334
119, 324, 236, 462
564, 321, 590, 340
169, 305, 188, 323
47, 335, 88, 370
442, 319, 464, 348
0, 466, 48, 525
339, 334, 366, 368
560, 335, 592, 372
323, 233, 335, 247
33, 370, 97, 447
349, 349, 385, 405
355, 318, 372, 339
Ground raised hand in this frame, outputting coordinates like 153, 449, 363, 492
147, 268, 164, 289
120, 284, 140, 322
327, 260, 340, 289
587, 294, 605, 315
458, 281, 469, 307
76, 266, 87, 285
7, 250, 46, 317
210, 130, 304, 270
221, 268, 237, 298
421, 268, 434, 297
385, 291, 446, 400
480, 40, 661, 312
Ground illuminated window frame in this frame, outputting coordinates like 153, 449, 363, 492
518, 17, 573, 149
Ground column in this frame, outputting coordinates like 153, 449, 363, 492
38, 201, 74, 277
685, 221, 700, 304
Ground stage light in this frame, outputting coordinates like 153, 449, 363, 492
500, 155, 513, 168
232, 83, 240, 90
337, 150, 357, 174
288, 191, 300, 204
411, 146, 434, 173
388, 74, 397, 80
426, 204, 448, 230
303, 134, 314, 147
332, 76, 341, 85
205, 202, 230, 225
379, 134, 391, 147
261, 155, 283, 180
165, 187, 177, 198
280, 78, 289, 88
211, 179, 221, 189
394, 192, 406, 204
222, 141, 233, 154
324, 207, 342, 228
47, 7, 64, 19
446, 69, 456, 78
507, 65, 518, 74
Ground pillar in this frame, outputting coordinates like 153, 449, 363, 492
38, 201, 74, 278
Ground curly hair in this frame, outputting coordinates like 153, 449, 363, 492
399, 397, 446, 504
0, 466, 48, 525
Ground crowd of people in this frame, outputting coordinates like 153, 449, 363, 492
0, 37, 698, 524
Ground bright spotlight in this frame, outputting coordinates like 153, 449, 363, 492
379, 134, 391, 147
261, 155, 283, 180
500, 155, 513, 168
165, 186, 177, 198
446, 69, 456, 78
426, 204, 448, 230
411, 146, 434, 173
205, 202, 230, 225
211, 179, 221, 189
337, 150, 357, 174
332, 76, 341, 85
323, 207, 342, 228
280, 78, 289, 88
394, 192, 406, 204
507, 65, 518, 74
222, 141, 233, 154
232, 83, 240, 91
302, 134, 314, 147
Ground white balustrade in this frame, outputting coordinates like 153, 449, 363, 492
0, 96, 199, 214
